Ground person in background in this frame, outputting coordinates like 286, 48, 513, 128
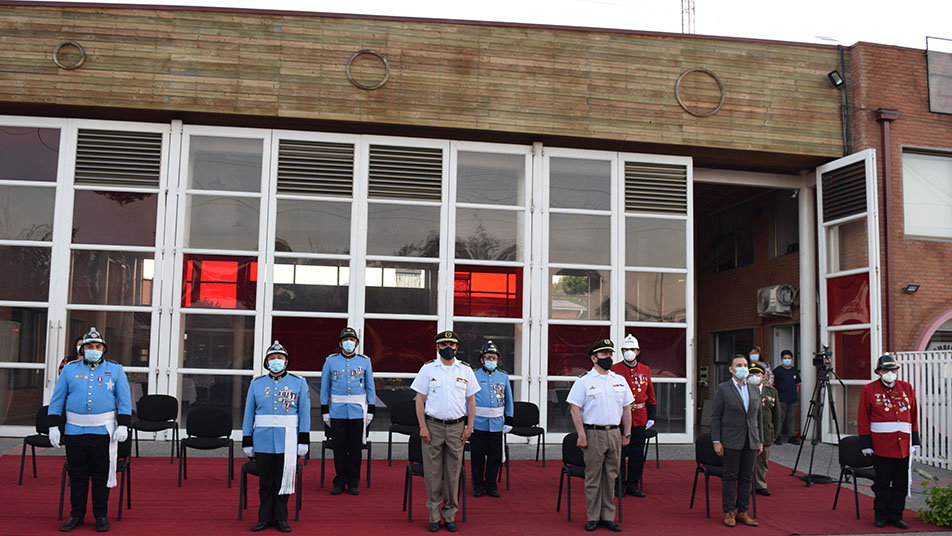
470, 340, 513, 498
771, 349, 801, 445
611, 334, 656, 497
749, 363, 780, 496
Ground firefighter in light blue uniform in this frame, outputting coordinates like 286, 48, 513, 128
320, 327, 376, 495
242, 341, 310, 533
470, 340, 514, 497
48, 327, 132, 533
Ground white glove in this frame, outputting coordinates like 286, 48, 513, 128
911, 445, 920, 455
49, 427, 61, 448
243, 446, 254, 458
645, 420, 655, 430
323, 414, 331, 427
297, 444, 309, 457
113, 425, 128, 443
861, 448, 874, 456
364, 413, 373, 426
502, 425, 513, 434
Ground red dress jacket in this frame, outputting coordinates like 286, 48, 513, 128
858, 379, 920, 458
611, 360, 656, 427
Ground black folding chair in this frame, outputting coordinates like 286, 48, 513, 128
59, 435, 132, 520
19, 405, 57, 485
131, 394, 179, 463
319, 437, 372, 488
833, 435, 876, 519
238, 459, 303, 521
178, 406, 234, 487
403, 433, 466, 523
689, 432, 756, 518
510, 401, 545, 467
557, 432, 623, 522
388, 398, 420, 466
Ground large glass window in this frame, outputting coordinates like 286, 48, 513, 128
903, 150, 952, 239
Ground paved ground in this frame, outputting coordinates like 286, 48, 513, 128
4, 435, 950, 534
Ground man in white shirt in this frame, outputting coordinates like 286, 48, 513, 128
411, 330, 480, 533
566, 338, 633, 532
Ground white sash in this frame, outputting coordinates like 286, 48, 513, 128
331, 394, 369, 445
870, 422, 911, 434
66, 411, 119, 488
254, 414, 298, 495
475, 406, 504, 418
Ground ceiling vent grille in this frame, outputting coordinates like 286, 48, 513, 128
74, 129, 163, 188
277, 140, 354, 197
368, 145, 443, 201
624, 162, 688, 214
821, 160, 866, 222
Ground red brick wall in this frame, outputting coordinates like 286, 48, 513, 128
848, 43, 952, 350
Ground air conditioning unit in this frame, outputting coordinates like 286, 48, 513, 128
756, 284, 796, 317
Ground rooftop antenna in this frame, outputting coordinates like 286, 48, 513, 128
682, 0, 695, 34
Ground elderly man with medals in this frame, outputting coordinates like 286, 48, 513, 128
242, 341, 311, 533
48, 327, 132, 533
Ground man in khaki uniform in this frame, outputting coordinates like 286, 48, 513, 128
566, 339, 633, 532
411, 330, 480, 533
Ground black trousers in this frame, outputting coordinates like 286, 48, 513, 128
872, 455, 909, 523
64, 434, 111, 519
256, 453, 289, 524
721, 446, 757, 514
470, 430, 502, 492
331, 418, 364, 489
621, 425, 647, 488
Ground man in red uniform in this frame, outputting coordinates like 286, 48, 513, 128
858, 354, 920, 529
611, 334, 656, 497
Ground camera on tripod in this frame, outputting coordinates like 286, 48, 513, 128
812, 345, 832, 371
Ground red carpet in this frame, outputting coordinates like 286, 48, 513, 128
2, 453, 946, 535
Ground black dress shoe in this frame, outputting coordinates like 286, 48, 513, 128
59, 517, 84, 532
487, 489, 501, 497
874, 520, 887, 528
276, 521, 292, 533
95, 517, 110, 532
427, 522, 440, 532
599, 520, 623, 532
755, 488, 771, 496
251, 521, 271, 532
445, 521, 458, 532
891, 519, 908, 529
473, 488, 484, 497
584, 521, 598, 531
330, 486, 344, 495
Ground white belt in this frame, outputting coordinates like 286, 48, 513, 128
66, 411, 119, 488
254, 415, 298, 495
870, 422, 912, 434
475, 407, 504, 418
331, 394, 369, 445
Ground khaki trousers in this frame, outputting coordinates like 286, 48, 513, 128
581, 428, 621, 522
422, 420, 465, 523
754, 445, 770, 491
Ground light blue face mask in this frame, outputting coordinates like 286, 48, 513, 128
782, 358, 793, 367
84, 349, 103, 363
268, 359, 286, 373
341, 340, 357, 354
734, 366, 749, 380
483, 360, 497, 371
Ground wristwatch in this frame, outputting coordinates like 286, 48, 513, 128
623, 432, 632, 438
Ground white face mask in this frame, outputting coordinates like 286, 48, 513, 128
623, 350, 637, 363
881, 371, 897, 384
748, 375, 762, 386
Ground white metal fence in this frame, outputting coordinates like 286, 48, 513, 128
894, 351, 952, 470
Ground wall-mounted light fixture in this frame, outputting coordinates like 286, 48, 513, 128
827, 70, 845, 88
903, 283, 920, 294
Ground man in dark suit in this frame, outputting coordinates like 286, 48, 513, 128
710, 354, 764, 527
